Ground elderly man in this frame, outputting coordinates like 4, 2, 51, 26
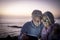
18, 10, 44, 40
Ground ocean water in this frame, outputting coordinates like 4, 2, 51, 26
0, 18, 31, 38
0, 18, 60, 38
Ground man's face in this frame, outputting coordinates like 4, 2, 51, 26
33, 16, 41, 23
32, 16, 41, 26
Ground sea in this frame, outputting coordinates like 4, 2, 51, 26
0, 18, 60, 38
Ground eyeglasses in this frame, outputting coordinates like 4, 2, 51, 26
42, 16, 51, 25
43, 19, 49, 22
43, 18, 49, 23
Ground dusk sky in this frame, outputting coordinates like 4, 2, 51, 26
0, 0, 60, 18
0, 0, 60, 38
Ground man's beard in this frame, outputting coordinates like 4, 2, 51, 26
33, 21, 41, 27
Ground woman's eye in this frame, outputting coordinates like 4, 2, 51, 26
46, 20, 48, 22
43, 20, 46, 22
44, 20, 46, 22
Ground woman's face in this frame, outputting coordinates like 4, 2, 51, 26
42, 16, 50, 28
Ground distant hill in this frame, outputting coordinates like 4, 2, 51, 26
57, 17, 60, 19
55, 17, 60, 19
8, 26, 22, 28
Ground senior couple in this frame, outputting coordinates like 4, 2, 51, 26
18, 10, 60, 40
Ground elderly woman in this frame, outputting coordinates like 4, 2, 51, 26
41, 11, 55, 40
41, 11, 60, 40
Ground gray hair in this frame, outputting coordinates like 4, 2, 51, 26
32, 10, 42, 19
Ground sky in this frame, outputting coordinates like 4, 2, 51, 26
0, 0, 60, 18
0, 0, 60, 37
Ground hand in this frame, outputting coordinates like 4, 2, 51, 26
22, 33, 29, 40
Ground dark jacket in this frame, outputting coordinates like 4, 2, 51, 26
48, 23, 60, 40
